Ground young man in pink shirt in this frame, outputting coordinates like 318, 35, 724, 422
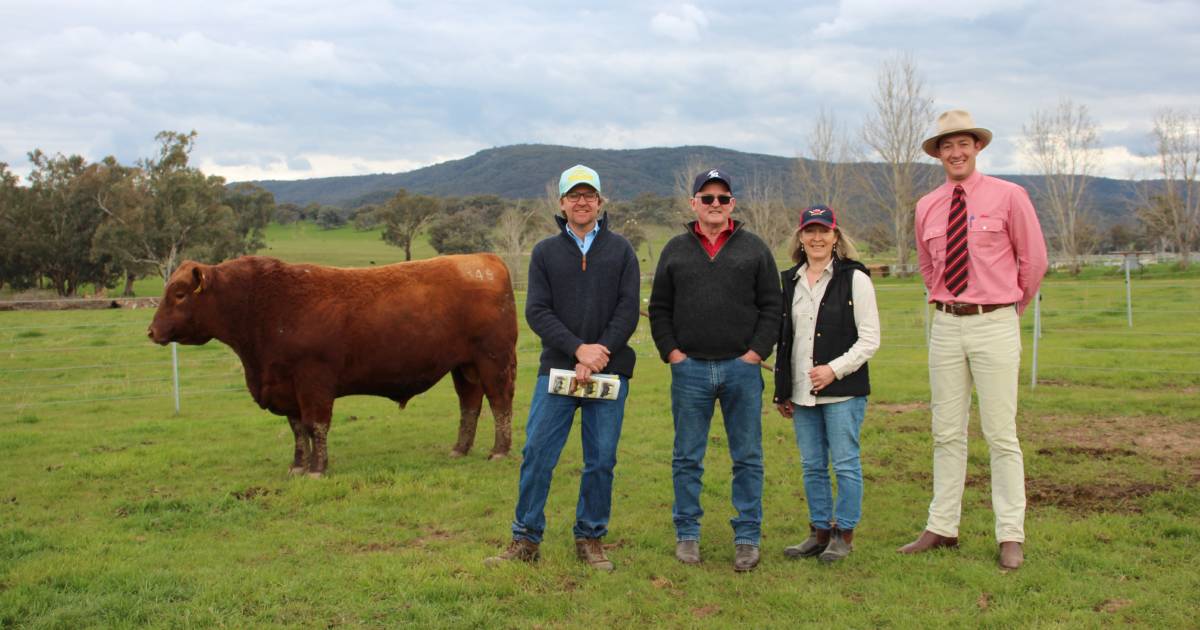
898, 110, 1048, 570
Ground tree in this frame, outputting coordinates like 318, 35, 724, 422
23, 151, 119, 296
315, 206, 347, 230
378, 189, 441, 260
94, 130, 240, 282
860, 53, 936, 273
428, 209, 493, 255
1021, 98, 1100, 274
739, 170, 792, 255
1142, 108, 1200, 268
0, 163, 38, 291
673, 154, 710, 222
794, 108, 860, 229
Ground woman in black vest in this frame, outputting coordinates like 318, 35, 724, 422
773, 205, 880, 563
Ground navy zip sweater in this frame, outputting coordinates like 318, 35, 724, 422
526, 214, 641, 379
649, 220, 781, 362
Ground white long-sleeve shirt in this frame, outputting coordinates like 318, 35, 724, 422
790, 261, 881, 406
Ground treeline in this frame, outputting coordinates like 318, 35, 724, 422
0, 131, 275, 297
325, 189, 682, 262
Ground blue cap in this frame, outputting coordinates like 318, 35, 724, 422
558, 164, 602, 197
692, 168, 732, 195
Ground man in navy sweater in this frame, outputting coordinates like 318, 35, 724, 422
486, 164, 641, 571
650, 168, 781, 572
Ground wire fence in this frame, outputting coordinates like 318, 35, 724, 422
2, 275, 1198, 413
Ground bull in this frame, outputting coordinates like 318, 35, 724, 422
147, 254, 517, 477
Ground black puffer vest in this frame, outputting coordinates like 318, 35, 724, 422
773, 258, 871, 403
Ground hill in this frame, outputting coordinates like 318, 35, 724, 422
247, 144, 1141, 225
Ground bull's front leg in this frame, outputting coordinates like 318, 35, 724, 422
294, 372, 335, 478
287, 415, 311, 476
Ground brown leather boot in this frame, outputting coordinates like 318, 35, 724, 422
999, 541, 1024, 570
784, 525, 831, 558
897, 530, 958, 554
484, 538, 539, 566
575, 538, 615, 571
819, 528, 854, 564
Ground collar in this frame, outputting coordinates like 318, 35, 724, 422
555, 213, 608, 235
942, 169, 984, 196
793, 258, 836, 281
689, 218, 737, 240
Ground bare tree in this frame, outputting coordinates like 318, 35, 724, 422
1141, 108, 1200, 268
495, 200, 544, 276
673, 154, 709, 222
739, 170, 792, 255
1021, 98, 1100, 274
859, 53, 936, 273
795, 107, 857, 213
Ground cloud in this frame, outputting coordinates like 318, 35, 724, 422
650, 4, 708, 42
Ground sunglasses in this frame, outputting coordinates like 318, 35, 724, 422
697, 194, 733, 206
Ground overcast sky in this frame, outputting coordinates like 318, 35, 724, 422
2, 0, 1197, 183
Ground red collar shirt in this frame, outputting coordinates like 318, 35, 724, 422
915, 170, 1049, 314
693, 219, 735, 258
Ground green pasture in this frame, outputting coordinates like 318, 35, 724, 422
2, 226, 1199, 628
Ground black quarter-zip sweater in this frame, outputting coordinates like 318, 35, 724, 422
648, 220, 782, 362
525, 214, 641, 379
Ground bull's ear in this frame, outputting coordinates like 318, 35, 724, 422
191, 265, 207, 294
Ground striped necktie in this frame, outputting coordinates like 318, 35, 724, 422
943, 185, 968, 296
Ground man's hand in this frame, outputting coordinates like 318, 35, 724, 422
575, 363, 593, 384
740, 349, 763, 364
775, 401, 793, 418
575, 343, 610, 372
667, 349, 688, 364
808, 365, 836, 392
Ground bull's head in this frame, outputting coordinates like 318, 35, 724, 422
147, 261, 216, 345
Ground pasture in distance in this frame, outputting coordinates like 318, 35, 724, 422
2, 225, 1199, 627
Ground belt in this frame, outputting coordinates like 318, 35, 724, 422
934, 302, 1012, 316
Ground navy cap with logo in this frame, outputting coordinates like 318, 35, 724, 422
692, 168, 733, 195
799, 205, 837, 230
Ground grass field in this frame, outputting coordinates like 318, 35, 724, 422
2, 224, 1199, 628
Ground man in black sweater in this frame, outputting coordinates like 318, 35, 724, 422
649, 168, 781, 572
486, 165, 640, 572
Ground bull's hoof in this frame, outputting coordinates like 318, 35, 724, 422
449, 449, 468, 458
288, 466, 306, 476
488, 451, 509, 461
306, 471, 324, 479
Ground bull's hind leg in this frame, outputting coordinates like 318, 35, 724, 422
449, 366, 486, 457
287, 415, 312, 476
478, 352, 516, 460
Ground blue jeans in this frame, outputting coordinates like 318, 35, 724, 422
670, 357, 764, 546
512, 374, 628, 544
791, 396, 867, 531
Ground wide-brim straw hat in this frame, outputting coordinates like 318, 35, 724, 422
922, 110, 993, 158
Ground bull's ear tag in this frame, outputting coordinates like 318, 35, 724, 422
192, 267, 205, 294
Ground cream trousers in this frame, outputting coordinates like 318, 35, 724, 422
926, 306, 1025, 543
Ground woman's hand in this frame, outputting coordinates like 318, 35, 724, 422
807, 365, 836, 392
776, 401, 794, 418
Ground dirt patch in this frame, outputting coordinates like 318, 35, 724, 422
875, 402, 928, 414
1030, 415, 1200, 478
1036, 446, 1137, 459
1026, 478, 1168, 514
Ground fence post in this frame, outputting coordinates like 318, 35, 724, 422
1124, 254, 1134, 328
923, 287, 930, 347
171, 342, 181, 414
1031, 290, 1041, 389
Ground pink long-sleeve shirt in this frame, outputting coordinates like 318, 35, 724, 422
915, 170, 1048, 314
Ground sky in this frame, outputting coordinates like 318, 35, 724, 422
2, 0, 1197, 183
